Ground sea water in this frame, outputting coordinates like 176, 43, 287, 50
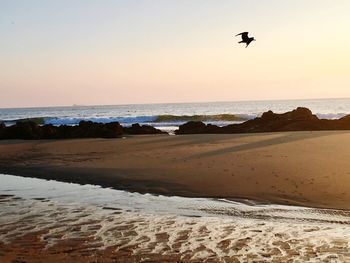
1, 174, 350, 262
1, 98, 350, 131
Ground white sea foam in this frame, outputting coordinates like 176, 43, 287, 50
316, 112, 348, 119
1, 174, 350, 261
2, 98, 350, 130
44, 116, 157, 126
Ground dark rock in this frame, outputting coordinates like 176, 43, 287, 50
0, 120, 163, 140
104, 122, 124, 137
289, 107, 317, 121
41, 124, 59, 139
339, 114, 350, 122
0, 122, 6, 139
73, 121, 123, 138
175, 107, 350, 134
260, 107, 316, 122
173, 121, 208, 135
3, 121, 42, 139
123, 123, 165, 135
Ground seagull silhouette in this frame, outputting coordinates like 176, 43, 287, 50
235, 32, 256, 48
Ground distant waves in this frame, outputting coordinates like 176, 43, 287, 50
1, 114, 252, 128
1, 112, 349, 129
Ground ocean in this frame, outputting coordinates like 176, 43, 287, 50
1, 98, 350, 131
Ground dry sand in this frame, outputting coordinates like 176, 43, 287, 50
1, 131, 350, 209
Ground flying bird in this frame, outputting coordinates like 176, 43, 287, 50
235, 32, 255, 48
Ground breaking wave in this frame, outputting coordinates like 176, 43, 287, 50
1, 114, 251, 127
154, 114, 248, 122
1, 112, 349, 128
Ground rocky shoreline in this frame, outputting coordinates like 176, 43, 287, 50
2, 107, 350, 139
175, 107, 350, 134
0, 121, 165, 139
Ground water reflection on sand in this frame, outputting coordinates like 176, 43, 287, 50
1, 174, 350, 262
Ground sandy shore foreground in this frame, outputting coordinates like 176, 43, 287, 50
3, 192, 350, 263
1, 131, 350, 209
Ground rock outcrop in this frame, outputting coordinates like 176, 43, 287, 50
175, 107, 350, 134
3, 107, 350, 139
123, 123, 165, 135
0, 121, 165, 140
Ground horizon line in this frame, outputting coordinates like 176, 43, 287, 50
1, 96, 350, 110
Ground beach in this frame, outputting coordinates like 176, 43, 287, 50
1, 131, 350, 209
1, 174, 350, 263
3, 131, 350, 262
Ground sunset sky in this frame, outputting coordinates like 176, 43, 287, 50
1, 0, 350, 108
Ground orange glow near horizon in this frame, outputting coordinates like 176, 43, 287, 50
1, 1, 350, 107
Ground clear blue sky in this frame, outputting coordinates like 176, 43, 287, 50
1, 0, 350, 107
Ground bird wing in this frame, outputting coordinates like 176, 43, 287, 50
235, 32, 249, 41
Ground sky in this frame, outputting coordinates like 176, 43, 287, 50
1, 0, 350, 108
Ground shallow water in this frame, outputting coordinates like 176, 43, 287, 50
1, 173, 350, 262
1, 173, 350, 224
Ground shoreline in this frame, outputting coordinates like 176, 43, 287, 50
2, 191, 350, 263
1, 131, 350, 210
0, 170, 316, 209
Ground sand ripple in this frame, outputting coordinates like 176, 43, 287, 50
1, 194, 350, 262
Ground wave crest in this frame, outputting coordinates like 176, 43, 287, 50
1, 117, 46, 126
154, 114, 248, 123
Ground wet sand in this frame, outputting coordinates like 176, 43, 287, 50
1, 131, 350, 209
2, 193, 350, 263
